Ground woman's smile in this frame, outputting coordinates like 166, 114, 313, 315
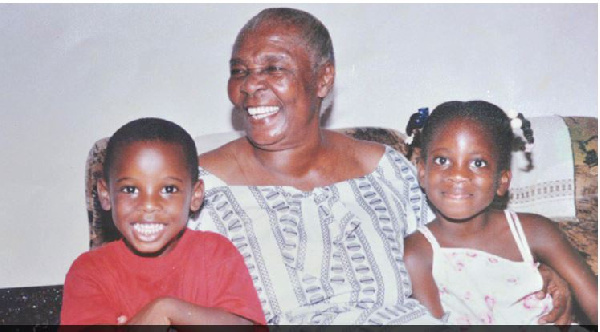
247, 106, 280, 119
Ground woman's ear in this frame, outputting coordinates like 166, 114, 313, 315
97, 179, 111, 211
317, 62, 335, 98
496, 170, 512, 196
190, 180, 205, 212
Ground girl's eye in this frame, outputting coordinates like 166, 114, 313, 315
433, 157, 448, 166
471, 159, 488, 168
162, 186, 179, 194
120, 186, 137, 194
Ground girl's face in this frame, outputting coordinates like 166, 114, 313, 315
98, 141, 204, 256
418, 118, 511, 221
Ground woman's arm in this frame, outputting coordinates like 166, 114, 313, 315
404, 233, 445, 319
524, 214, 598, 324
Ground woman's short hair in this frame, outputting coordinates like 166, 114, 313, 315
234, 7, 335, 69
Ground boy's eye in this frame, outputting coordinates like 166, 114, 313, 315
471, 159, 488, 168
433, 157, 448, 166
162, 185, 179, 194
120, 186, 138, 194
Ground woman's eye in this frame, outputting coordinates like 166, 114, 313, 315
265, 66, 284, 74
120, 186, 137, 194
433, 157, 448, 166
162, 186, 179, 194
230, 68, 247, 78
471, 159, 488, 168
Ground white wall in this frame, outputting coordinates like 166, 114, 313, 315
0, 3, 596, 288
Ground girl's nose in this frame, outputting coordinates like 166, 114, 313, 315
447, 166, 470, 182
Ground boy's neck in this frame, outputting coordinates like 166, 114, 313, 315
124, 228, 187, 258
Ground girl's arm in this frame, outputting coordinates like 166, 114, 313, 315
404, 233, 445, 319
522, 213, 598, 324
121, 297, 254, 325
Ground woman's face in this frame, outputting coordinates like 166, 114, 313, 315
228, 23, 330, 149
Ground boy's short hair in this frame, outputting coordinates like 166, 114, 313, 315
103, 117, 199, 183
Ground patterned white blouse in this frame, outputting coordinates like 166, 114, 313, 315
188, 146, 438, 324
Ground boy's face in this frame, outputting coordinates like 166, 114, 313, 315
98, 141, 203, 256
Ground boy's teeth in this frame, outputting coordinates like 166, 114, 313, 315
247, 106, 279, 117
133, 223, 165, 236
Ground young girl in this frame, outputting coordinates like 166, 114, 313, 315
403, 101, 597, 325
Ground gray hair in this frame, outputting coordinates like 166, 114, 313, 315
233, 8, 335, 69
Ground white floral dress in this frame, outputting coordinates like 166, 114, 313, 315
418, 210, 553, 325
188, 146, 440, 325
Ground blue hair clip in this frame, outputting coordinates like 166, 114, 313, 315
415, 107, 429, 127
405, 107, 429, 145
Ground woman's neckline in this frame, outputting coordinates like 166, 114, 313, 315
199, 145, 393, 193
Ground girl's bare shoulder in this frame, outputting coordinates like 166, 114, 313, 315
405, 230, 432, 261
515, 212, 564, 247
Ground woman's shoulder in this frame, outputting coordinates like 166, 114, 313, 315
326, 129, 387, 166
197, 138, 246, 180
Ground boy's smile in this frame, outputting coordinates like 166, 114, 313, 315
98, 141, 203, 256
418, 118, 510, 222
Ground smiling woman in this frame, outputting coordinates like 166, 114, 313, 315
188, 8, 438, 324
226, 20, 331, 152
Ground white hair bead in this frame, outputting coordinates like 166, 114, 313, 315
506, 109, 519, 119
510, 117, 523, 129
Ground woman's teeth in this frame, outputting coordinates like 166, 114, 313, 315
133, 223, 164, 236
247, 106, 279, 120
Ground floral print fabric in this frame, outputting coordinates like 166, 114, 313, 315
419, 210, 553, 325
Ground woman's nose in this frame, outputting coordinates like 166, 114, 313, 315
241, 70, 266, 96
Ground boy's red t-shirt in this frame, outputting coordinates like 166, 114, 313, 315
61, 230, 266, 325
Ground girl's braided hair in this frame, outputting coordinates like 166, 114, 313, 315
405, 100, 534, 171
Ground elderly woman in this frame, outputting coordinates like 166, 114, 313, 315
188, 8, 571, 325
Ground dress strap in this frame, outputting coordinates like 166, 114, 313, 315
504, 210, 535, 263
417, 226, 441, 251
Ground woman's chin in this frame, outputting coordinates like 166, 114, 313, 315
245, 126, 286, 148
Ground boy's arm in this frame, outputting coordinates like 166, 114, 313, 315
404, 233, 445, 319
523, 214, 598, 324
121, 297, 252, 325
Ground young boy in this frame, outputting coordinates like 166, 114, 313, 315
61, 118, 266, 325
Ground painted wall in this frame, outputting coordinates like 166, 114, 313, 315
0, 3, 596, 288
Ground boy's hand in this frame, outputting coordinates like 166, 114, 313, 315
537, 264, 573, 324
